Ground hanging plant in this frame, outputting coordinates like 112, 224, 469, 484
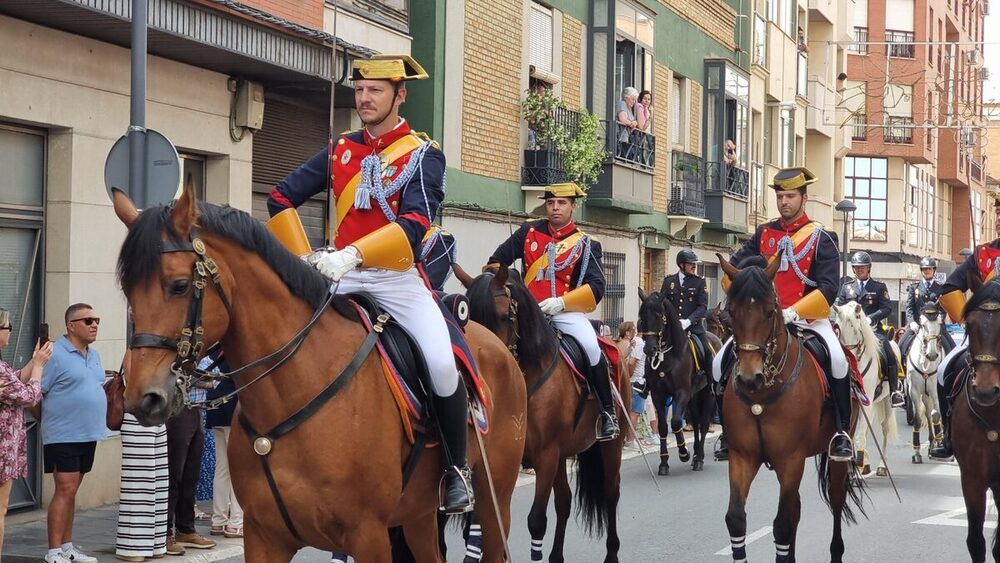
555, 110, 607, 191
522, 88, 567, 148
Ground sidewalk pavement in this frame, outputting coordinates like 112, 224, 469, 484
3, 504, 244, 563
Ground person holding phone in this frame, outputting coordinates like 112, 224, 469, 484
0, 308, 51, 553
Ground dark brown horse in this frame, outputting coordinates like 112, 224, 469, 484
706, 302, 733, 342
454, 264, 627, 563
113, 185, 526, 562
636, 288, 719, 474
951, 273, 1000, 563
718, 255, 866, 563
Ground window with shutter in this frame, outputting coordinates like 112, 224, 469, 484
529, 4, 554, 73
670, 77, 682, 146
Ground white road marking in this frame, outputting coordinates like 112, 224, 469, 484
715, 526, 773, 556
913, 490, 998, 528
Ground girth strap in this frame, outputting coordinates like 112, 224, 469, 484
527, 346, 561, 397
237, 326, 379, 543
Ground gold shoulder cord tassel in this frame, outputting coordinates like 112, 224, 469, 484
790, 289, 830, 320
939, 290, 967, 323
562, 284, 598, 313
352, 223, 414, 271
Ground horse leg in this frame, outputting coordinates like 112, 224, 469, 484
928, 380, 945, 446
854, 402, 871, 475
673, 392, 691, 463
910, 383, 924, 463
772, 456, 805, 563
401, 514, 443, 563
527, 451, 559, 562
725, 455, 761, 562
990, 484, 1000, 562
962, 470, 988, 563
242, 521, 297, 563
547, 458, 571, 563
600, 441, 623, 563
826, 456, 851, 563
657, 403, 672, 476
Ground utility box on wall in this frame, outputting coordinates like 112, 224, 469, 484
235, 81, 265, 130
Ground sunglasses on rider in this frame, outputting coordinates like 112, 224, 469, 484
69, 317, 101, 326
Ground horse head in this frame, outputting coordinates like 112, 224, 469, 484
466, 266, 552, 363
637, 287, 689, 390
831, 301, 873, 353
636, 288, 665, 359
964, 276, 1000, 406
717, 252, 782, 390
918, 302, 944, 362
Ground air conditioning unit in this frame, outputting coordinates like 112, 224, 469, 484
960, 126, 976, 147
966, 50, 982, 65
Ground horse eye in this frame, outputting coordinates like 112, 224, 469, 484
169, 279, 190, 296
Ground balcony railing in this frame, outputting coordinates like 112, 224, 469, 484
668, 152, 706, 217
850, 27, 868, 54
612, 122, 656, 169
851, 113, 867, 140
797, 53, 808, 97
705, 161, 749, 199
522, 106, 581, 185
887, 30, 915, 58
884, 116, 914, 144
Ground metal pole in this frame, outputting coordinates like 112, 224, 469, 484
128, 0, 148, 209
841, 212, 850, 282
325, 3, 338, 246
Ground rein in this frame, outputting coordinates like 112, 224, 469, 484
638, 314, 674, 371
128, 229, 334, 410
961, 298, 1000, 442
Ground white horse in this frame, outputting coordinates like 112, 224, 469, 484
905, 302, 946, 463
832, 302, 898, 477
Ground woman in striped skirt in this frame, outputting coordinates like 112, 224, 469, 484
115, 411, 168, 561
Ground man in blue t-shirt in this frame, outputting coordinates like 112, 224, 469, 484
40, 303, 107, 563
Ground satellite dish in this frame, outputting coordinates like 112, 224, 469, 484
104, 129, 181, 207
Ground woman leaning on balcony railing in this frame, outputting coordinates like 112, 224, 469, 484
616, 87, 639, 160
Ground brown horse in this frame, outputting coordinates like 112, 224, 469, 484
951, 274, 1000, 563
112, 185, 526, 562
706, 302, 733, 342
454, 264, 627, 563
718, 255, 866, 563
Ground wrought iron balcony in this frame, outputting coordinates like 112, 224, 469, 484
522, 106, 581, 186
668, 152, 705, 217
887, 30, 915, 58
612, 122, 656, 170
850, 27, 868, 54
884, 116, 914, 144
705, 161, 749, 199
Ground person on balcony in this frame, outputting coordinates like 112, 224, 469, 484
636, 90, 654, 166
615, 87, 639, 160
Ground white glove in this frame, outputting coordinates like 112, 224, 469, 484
308, 246, 362, 281
539, 297, 566, 316
909, 322, 919, 332
782, 308, 800, 324
680, 319, 692, 330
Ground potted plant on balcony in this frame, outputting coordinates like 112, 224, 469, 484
522, 88, 566, 184
560, 111, 606, 190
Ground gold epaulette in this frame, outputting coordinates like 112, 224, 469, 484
340, 128, 360, 136
410, 130, 440, 149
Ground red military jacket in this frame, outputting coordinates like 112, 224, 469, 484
976, 244, 1000, 282
757, 214, 824, 309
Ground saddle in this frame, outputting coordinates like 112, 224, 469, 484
558, 333, 590, 384
943, 349, 971, 402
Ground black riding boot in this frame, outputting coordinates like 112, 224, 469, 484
589, 356, 620, 441
715, 386, 729, 461
432, 387, 475, 514
829, 376, 855, 461
881, 339, 905, 407
930, 384, 954, 459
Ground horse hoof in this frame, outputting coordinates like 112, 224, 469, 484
679, 449, 691, 463
692, 460, 704, 471
876, 466, 888, 477
860, 464, 872, 476
658, 465, 670, 476
912, 453, 923, 464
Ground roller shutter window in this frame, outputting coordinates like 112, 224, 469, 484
251, 94, 330, 248
529, 3, 554, 73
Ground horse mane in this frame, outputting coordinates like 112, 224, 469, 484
117, 203, 332, 311
964, 279, 1000, 318
466, 271, 556, 361
855, 306, 881, 357
727, 265, 775, 306
467, 272, 504, 332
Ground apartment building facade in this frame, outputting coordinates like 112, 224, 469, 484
0, 0, 407, 511
839, 0, 988, 323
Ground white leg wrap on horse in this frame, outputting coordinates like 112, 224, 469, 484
530, 538, 544, 561
713, 337, 734, 382
795, 318, 848, 379
938, 339, 967, 386
335, 268, 460, 396
550, 311, 602, 365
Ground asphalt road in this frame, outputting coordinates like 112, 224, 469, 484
224, 410, 985, 561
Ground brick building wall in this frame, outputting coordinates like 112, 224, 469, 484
562, 15, 584, 110
656, 0, 736, 50
652, 62, 671, 212
461, 0, 523, 182
231, 0, 324, 29
689, 81, 702, 157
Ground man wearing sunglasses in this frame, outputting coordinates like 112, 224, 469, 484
39, 303, 107, 563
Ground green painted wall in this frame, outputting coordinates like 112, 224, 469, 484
443, 167, 523, 211
546, 0, 590, 22
653, 8, 737, 79
406, 0, 446, 140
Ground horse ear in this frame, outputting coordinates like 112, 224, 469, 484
853, 302, 862, 319
452, 262, 473, 289
491, 264, 509, 289
764, 251, 781, 280
112, 188, 140, 228
170, 174, 198, 236
638, 287, 648, 303
717, 253, 739, 279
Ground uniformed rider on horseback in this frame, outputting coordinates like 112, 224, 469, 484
899, 256, 955, 360
486, 183, 619, 441
835, 252, 906, 408
265, 54, 474, 514
659, 250, 712, 375
712, 167, 855, 461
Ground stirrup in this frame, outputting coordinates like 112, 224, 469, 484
596, 411, 620, 442
439, 465, 475, 514
890, 390, 905, 408
828, 431, 854, 462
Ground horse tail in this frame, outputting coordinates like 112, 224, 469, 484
815, 453, 869, 525
574, 442, 609, 537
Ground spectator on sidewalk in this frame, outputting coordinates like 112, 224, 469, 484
165, 365, 216, 555
41, 303, 107, 563
0, 308, 49, 553
115, 351, 169, 562
205, 357, 243, 539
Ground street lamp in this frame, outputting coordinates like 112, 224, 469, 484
835, 199, 857, 282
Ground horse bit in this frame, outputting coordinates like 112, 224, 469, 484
727, 300, 789, 388
493, 282, 520, 358
638, 312, 673, 371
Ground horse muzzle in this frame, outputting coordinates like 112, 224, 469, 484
128, 385, 183, 426
736, 370, 765, 391
971, 380, 1000, 407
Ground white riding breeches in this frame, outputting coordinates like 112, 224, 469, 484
333, 267, 460, 396
550, 311, 602, 366
938, 335, 968, 386
712, 318, 848, 381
